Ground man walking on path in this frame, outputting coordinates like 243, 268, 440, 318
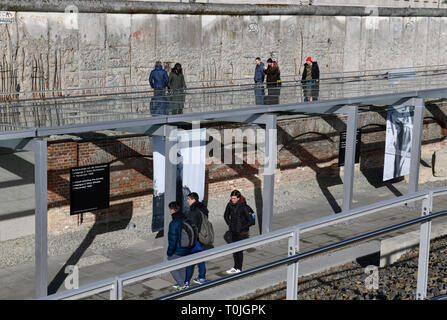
167, 201, 190, 290
254, 57, 265, 105
301, 57, 320, 102
149, 61, 169, 94
224, 190, 255, 274
185, 192, 209, 285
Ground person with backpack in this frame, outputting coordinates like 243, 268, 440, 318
185, 192, 214, 286
167, 201, 191, 290
223, 190, 255, 274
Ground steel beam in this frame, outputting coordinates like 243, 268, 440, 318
154, 125, 178, 262
23, 139, 48, 298
416, 195, 433, 300
262, 115, 277, 234
286, 230, 300, 300
409, 98, 425, 195
341, 106, 359, 212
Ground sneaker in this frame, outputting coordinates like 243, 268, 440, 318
226, 267, 241, 274
172, 284, 189, 291
193, 277, 206, 285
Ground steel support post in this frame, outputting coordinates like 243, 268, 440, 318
342, 106, 358, 212
262, 115, 277, 234
408, 98, 425, 195
416, 195, 433, 300
163, 125, 178, 262
24, 139, 48, 298
286, 230, 300, 300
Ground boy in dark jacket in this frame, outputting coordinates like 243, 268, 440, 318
185, 192, 209, 285
167, 201, 190, 290
224, 190, 254, 274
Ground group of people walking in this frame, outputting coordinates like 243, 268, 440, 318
148, 56, 320, 115
167, 190, 255, 291
254, 56, 320, 104
149, 61, 187, 115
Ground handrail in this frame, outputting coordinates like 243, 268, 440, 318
2, 64, 447, 100
159, 209, 447, 300
40, 185, 447, 300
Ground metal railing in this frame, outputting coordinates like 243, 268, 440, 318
2, 64, 447, 102
41, 185, 447, 300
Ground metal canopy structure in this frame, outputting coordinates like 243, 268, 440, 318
1, 67, 447, 298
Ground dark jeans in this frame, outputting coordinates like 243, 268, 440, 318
186, 241, 206, 281
302, 80, 319, 102
231, 232, 249, 270
254, 83, 265, 105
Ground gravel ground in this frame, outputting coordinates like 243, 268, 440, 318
237, 235, 447, 300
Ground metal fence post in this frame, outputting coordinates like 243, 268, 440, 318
286, 230, 300, 300
110, 277, 123, 300
342, 106, 358, 212
416, 194, 433, 300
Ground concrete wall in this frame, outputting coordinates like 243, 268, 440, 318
1, 12, 447, 92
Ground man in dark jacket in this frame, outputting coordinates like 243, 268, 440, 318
149, 61, 169, 115
149, 61, 169, 93
254, 57, 265, 105
185, 192, 209, 285
301, 57, 320, 102
224, 190, 254, 274
167, 201, 190, 290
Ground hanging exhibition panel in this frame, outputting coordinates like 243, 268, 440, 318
338, 129, 362, 167
70, 164, 110, 215
151, 128, 207, 232
383, 105, 414, 181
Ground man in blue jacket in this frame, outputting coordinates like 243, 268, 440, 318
167, 201, 190, 290
149, 61, 169, 94
149, 61, 169, 115
254, 57, 265, 105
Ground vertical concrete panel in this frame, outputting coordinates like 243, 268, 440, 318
326, 16, 346, 73
278, 16, 301, 79
259, 16, 281, 64
16, 13, 50, 92
219, 16, 248, 80
47, 12, 80, 90
425, 17, 441, 65
106, 14, 131, 87
241, 15, 265, 79
412, 17, 429, 67
131, 14, 157, 85
439, 18, 447, 65
343, 16, 362, 72
155, 14, 202, 82
78, 13, 106, 88
201, 15, 222, 83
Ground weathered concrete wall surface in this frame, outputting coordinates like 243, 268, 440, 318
1, 12, 447, 92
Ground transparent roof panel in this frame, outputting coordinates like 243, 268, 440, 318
0, 71, 447, 137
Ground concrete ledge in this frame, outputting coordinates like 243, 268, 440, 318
2, 1, 447, 17
380, 220, 447, 268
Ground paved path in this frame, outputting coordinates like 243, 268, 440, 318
1, 172, 447, 300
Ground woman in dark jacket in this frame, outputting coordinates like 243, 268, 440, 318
224, 190, 254, 274
168, 63, 187, 114
263, 59, 281, 105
